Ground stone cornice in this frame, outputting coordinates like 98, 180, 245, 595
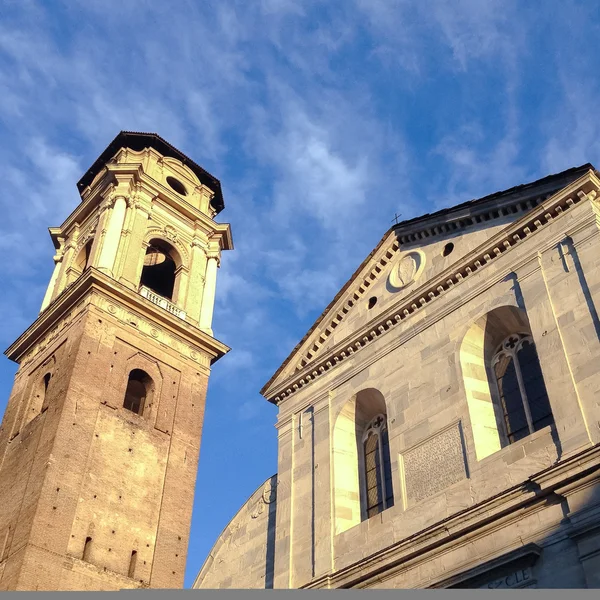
266, 170, 600, 405
56, 165, 232, 251
303, 443, 600, 589
4, 267, 230, 365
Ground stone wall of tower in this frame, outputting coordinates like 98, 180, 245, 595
0, 287, 212, 590
0, 313, 85, 590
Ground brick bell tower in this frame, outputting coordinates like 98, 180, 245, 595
0, 132, 232, 591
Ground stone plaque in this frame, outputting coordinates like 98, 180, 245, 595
401, 422, 468, 506
480, 567, 534, 589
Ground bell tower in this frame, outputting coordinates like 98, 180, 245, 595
0, 132, 232, 591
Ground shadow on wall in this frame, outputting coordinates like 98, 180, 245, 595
265, 474, 277, 589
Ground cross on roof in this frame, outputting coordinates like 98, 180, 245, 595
391, 212, 402, 225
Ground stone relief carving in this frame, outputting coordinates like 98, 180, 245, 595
389, 251, 425, 291
250, 479, 278, 519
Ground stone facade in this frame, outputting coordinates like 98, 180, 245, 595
194, 164, 600, 589
0, 132, 232, 591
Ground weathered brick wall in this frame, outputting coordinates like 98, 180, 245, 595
0, 296, 211, 591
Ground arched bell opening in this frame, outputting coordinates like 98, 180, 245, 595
139, 239, 181, 302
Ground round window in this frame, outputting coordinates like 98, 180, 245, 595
166, 176, 187, 196
442, 242, 454, 257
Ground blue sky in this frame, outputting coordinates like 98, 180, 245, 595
0, 0, 599, 588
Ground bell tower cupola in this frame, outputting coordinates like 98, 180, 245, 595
0, 132, 232, 591
40, 131, 232, 335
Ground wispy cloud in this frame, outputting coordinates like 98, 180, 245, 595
0, 0, 599, 587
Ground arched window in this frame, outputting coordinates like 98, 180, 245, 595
492, 333, 554, 444
332, 388, 394, 533
461, 305, 556, 461
75, 240, 93, 273
140, 240, 178, 301
123, 369, 152, 416
361, 414, 394, 519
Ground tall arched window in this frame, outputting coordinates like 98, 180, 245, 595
492, 333, 554, 444
140, 240, 178, 301
460, 305, 557, 460
361, 414, 394, 519
123, 369, 152, 416
332, 388, 395, 533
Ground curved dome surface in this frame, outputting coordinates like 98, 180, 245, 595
192, 474, 278, 589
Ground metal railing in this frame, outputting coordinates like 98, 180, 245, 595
139, 286, 187, 320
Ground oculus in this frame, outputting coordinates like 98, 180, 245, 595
166, 176, 187, 196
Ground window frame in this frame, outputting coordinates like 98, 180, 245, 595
358, 413, 393, 521
491, 333, 553, 445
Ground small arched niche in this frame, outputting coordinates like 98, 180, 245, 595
77, 240, 93, 272
123, 369, 153, 416
460, 305, 554, 461
139, 239, 181, 302
332, 388, 394, 534
24, 372, 52, 427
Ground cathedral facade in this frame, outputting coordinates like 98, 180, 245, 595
194, 163, 600, 589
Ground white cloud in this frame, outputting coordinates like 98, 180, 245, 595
0, 0, 599, 587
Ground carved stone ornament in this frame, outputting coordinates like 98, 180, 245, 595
262, 479, 277, 504
388, 251, 424, 290
164, 225, 178, 242
250, 480, 278, 519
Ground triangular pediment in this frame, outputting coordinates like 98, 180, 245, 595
261, 164, 599, 403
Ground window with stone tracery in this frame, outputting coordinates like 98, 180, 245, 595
360, 414, 394, 519
491, 333, 554, 444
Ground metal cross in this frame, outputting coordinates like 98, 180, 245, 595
391, 212, 402, 225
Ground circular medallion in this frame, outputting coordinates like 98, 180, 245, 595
107, 304, 117, 314
388, 251, 424, 291
151, 329, 159, 338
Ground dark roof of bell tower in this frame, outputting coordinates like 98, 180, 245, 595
77, 131, 225, 214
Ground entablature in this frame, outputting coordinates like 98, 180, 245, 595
6, 267, 230, 367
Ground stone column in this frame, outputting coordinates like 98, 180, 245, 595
186, 238, 208, 324
119, 200, 150, 290
273, 418, 294, 589
96, 195, 127, 277
198, 251, 219, 335
515, 255, 595, 455
543, 210, 600, 445
39, 248, 64, 313
312, 401, 333, 579
54, 241, 77, 297
290, 405, 315, 586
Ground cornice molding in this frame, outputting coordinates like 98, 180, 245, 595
5, 268, 230, 366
